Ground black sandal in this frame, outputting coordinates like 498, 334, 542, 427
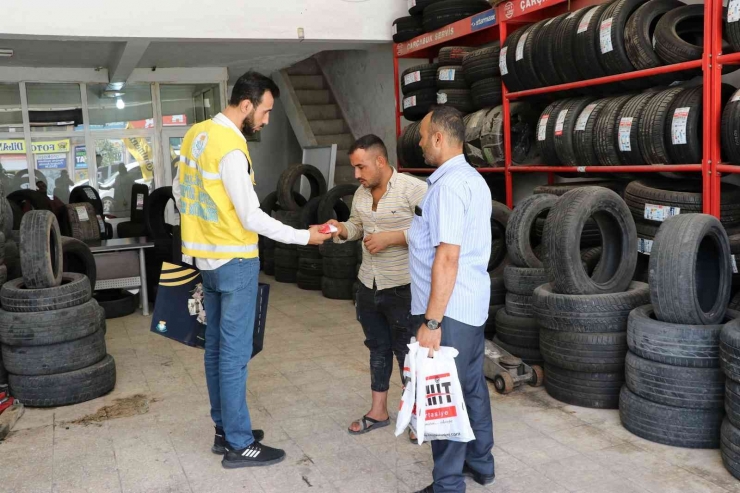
348, 415, 390, 435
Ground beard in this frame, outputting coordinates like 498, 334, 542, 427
241, 111, 264, 137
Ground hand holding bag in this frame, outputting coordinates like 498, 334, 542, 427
395, 340, 419, 437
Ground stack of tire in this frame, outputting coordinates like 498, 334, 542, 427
621, 214, 733, 448
500, 0, 739, 94
0, 210, 115, 407
317, 184, 359, 300
625, 180, 740, 281
486, 201, 511, 339
272, 165, 328, 284
495, 195, 552, 365
463, 44, 502, 111
534, 187, 649, 409
397, 121, 427, 169
436, 46, 474, 115
296, 196, 325, 291
401, 63, 438, 122
392, 0, 490, 42
721, 302, 740, 476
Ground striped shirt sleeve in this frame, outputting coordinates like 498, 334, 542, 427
338, 188, 364, 242
403, 178, 428, 244
430, 184, 466, 247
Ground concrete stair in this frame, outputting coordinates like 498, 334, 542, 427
274, 57, 356, 186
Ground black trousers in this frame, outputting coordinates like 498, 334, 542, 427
355, 283, 414, 392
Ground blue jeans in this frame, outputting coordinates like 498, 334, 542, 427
412, 315, 495, 493
201, 258, 259, 450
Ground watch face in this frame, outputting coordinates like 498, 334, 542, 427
427, 319, 439, 330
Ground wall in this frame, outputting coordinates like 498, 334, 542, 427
247, 97, 303, 201
316, 45, 401, 161
0, 1, 406, 42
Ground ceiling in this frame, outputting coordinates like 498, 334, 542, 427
0, 38, 375, 81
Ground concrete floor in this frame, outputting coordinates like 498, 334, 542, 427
1, 275, 739, 493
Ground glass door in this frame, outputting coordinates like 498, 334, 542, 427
162, 128, 188, 226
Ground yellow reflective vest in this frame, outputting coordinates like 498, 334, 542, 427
178, 120, 258, 260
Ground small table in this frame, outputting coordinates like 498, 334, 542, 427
88, 237, 155, 316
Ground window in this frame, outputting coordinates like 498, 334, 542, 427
94, 137, 154, 218
0, 84, 23, 133
86, 83, 154, 130
0, 138, 30, 194
25, 83, 83, 133
31, 136, 85, 204
160, 83, 221, 127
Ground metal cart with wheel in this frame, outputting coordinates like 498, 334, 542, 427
483, 339, 544, 394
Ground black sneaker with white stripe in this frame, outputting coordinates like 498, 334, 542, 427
222, 441, 286, 468
212, 426, 264, 455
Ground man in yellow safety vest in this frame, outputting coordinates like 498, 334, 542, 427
173, 71, 330, 469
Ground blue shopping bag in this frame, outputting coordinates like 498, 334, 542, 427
150, 262, 269, 357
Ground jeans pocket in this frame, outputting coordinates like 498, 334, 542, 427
394, 285, 412, 300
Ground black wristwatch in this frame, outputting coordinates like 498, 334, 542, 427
424, 318, 441, 331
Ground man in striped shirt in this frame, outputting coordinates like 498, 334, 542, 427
409, 106, 494, 493
327, 134, 427, 436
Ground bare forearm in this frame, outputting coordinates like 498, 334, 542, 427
425, 243, 460, 321
385, 230, 408, 247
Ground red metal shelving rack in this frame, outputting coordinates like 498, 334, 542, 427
394, 0, 718, 214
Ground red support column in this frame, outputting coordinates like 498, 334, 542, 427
709, 0, 723, 217
500, 20, 514, 209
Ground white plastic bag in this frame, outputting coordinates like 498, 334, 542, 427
412, 346, 475, 444
394, 341, 419, 437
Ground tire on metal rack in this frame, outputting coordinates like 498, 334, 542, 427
20, 210, 63, 289
554, 97, 597, 166
500, 26, 528, 93
625, 179, 740, 226
436, 89, 474, 114
489, 201, 511, 272
436, 66, 467, 90
727, 12, 740, 53
649, 214, 732, 325
619, 385, 723, 448
401, 64, 439, 96
594, 95, 635, 166
461, 44, 501, 84
533, 281, 649, 333
512, 23, 544, 90
625, 0, 686, 85
537, 100, 572, 166
597, 0, 649, 89
8, 354, 116, 408
638, 87, 686, 166
553, 7, 592, 85
277, 164, 327, 212
421, 0, 490, 33
629, 304, 738, 368
439, 46, 477, 65
470, 78, 502, 110
392, 15, 424, 43
573, 4, 618, 89
544, 363, 623, 409
408, 0, 444, 15
480, 103, 539, 167
403, 90, 437, 121
616, 91, 659, 165
723, 88, 740, 166
534, 15, 568, 90
543, 186, 637, 295
464, 109, 491, 166
573, 98, 613, 167
398, 122, 427, 168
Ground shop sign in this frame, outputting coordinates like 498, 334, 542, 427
0, 139, 71, 155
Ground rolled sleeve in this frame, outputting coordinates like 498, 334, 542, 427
429, 185, 466, 247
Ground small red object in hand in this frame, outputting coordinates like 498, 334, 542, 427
318, 224, 338, 234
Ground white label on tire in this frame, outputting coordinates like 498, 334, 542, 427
577, 166, 587, 172
392, 24, 397, 35
618, 117, 633, 152
438, 68, 456, 81
554, 109, 568, 136
516, 32, 529, 61
403, 96, 416, 109
671, 106, 690, 145
732, 89, 740, 102
733, 255, 739, 273
537, 114, 549, 141
730, 0, 740, 22
98, 216, 106, 233
136, 193, 145, 210
499, 47, 509, 75
76, 206, 89, 222
638, 238, 653, 255
437, 92, 447, 104
403, 71, 421, 87
600, 17, 614, 54
575, 103, 597, 131
644, 203, 680, 222
578, 7, 598, 33
84, 188, 96, 200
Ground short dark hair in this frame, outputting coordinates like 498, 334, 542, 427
348, 134, 388, 160
229, 71, 280, 107
429, 105, 465, 146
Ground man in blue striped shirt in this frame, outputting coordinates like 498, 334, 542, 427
408, 106, 494, 493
